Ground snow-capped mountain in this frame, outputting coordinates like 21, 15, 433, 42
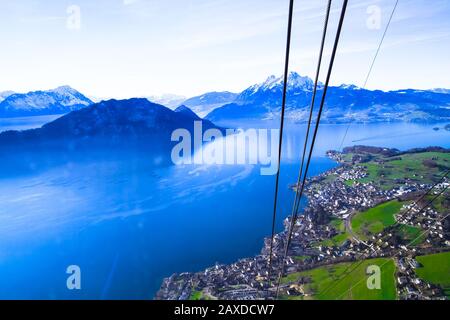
232, 72, 317, 108
0, 98, 221, 172
0, 91, 15, 103
182, 91, 238, 117
0, 86, 93, 118
241, 72, 316, 97
147, 94, 187, 109
431, 88, 450, 94
0, 98, 219, 150
206, 72, 450, 124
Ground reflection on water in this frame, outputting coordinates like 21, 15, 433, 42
0, 119, 448, 299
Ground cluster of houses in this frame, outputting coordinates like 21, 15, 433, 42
155, 272, 198, 300
396, 257, 446, 300
397, 187, 449, 248
156, 152, 449, 300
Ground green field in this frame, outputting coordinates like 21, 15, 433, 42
396, 225, 425, 246
320, 218, 350, 247
189, 290, 203, 300
294, 255, 311, 262
415, 252, 450, 297
320, 232, 350, 247
344, 179, 355, 187
329, 218, 345, 232
347, 152, 450, 190
426, 193, 450, 213
279, 294, 304, 300
351, 200, 403, 240
281, 258, 397, 300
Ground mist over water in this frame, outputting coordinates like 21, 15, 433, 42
0, 119, 448, 299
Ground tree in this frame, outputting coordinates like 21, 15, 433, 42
311, 205, 330, 225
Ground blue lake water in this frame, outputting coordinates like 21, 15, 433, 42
0, 115, 63, 133
0, 118, 448, 299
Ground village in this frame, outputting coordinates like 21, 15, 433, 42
156, 148, 449, 301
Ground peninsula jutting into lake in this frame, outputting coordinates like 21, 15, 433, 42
156, 145, 450, 300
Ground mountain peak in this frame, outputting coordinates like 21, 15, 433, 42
249, 72, 315, 93
96, 97, 152, 109
175, 105, 201, 119
339, 84, 360, 90
0, 98, 222, 166
0, 86, 93, 118
175, 104, 191, 112
49, 85, 79, 95
208, 75, 450, 123
253, 75, 277, 91
33, 98, 217, 140
286, 72, 314, 90
0, 90, 15, 103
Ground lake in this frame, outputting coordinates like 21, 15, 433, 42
0, 118, 448, 299
0, 115, 63, 133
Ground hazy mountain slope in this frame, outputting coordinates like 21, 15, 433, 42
147, 94, 187, 109
182, 91, 238, 117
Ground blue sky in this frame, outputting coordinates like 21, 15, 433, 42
1, 0, 449, 98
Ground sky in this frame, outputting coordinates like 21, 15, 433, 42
0, 0, 449, 99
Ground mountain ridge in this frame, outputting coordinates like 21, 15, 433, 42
0, 98, 218, 147
0, 98, 221, 174
205, 72, 450, 123
0, 86, 93, 118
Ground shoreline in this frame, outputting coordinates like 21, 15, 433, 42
155, 145, 450, 300
155, 150, 350, 300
